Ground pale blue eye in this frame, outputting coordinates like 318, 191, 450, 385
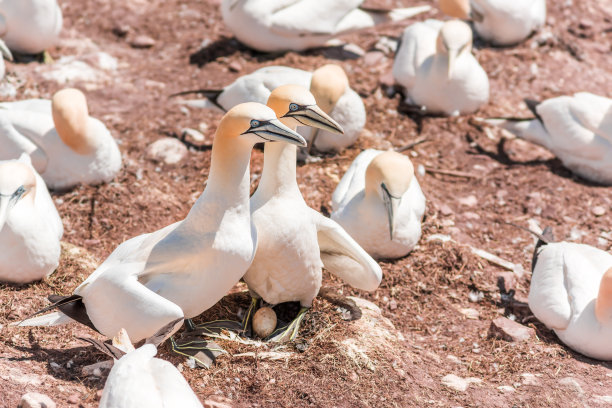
250, 120, 260, 127
289, 103, 298, 111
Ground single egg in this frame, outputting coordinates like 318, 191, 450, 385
253, 307, 277, 338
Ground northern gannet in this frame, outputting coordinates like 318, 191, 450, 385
487, 93, 612, 185
331, 149, 425, 259
0, 88, 122, 190
439, 0, 546, 46
0, 154, 63, 283
0, 0, 63, 54
392, 19, 489, 116
243, 85, 382, 341
221, 0, 431, 53
177, 64, 366, 153
16, 103, 307, 344
528, 229, 612, 360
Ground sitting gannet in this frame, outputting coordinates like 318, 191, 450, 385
0, 0, 63, 54
0, 154, 63, 283
528, 229, 612, 360
392, 19, 489, 116
0, 88, 122, 190
16, 103, 306, 344
177, 64, 366, 153
243, 85, 382, 341
439, 0, 546, 46
221, 0, 431, 53
487, 93, 612, 185
331, 149, 425, 259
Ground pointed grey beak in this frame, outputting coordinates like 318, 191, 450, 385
0, 196, 10, 232
283, 104, 344, 135
0, 40, 13, 62
381, 183, 401, 241
245, 118, 307, 147
447, 48, 458, 79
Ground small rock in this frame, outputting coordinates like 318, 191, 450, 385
67, 393, 80, 404
592, 395, 612, 404
82, 360, 114, 377
559, 377, 584, 395
463, 211, 480, 220
388, 299, 397, 310
521, 373, 539, 386
341, 43, 365, 57
458, 195, 478, 207
592, 206, 606, 217
446, 355, 462, 364
364, 51, 385, 66
440, 204, 453, 216
130, 35, 155, 48
488, 317, 535, 342
182, 128, 205, 142
203, 395, 233, 408
19, 393, 56, 408
441, 374, 482, 392
228, 61, 242, 72
497, 385, 515, 393
112, 24, 130, 37
459, 308, 479, 320
146, 137, 188, 164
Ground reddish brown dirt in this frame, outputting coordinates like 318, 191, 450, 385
1, 0, 612, 407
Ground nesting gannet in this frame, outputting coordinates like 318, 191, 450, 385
16, 103, 307, 344
392, 19, 489, 116
0, 154, 63, 283
439, 0, 546, 46
487, 93, 612, 185
177, 64, 366, 153
0, 88, 122, 190
243, 85, 382, 341
0, 0, 63, 54
528, 229, 612, 360
221, 0, 431, 53
331, 149, 425, 259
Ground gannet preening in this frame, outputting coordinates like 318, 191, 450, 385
526, 228, 612, 360
176, 64, 366, 153
487, 93, 612, 185
392, 19, 489, 116
221, 0, 431, 53
0, 0, 63, 54
0, 154, 63, 283
16, 103, 307, 344
439, 0, 546, 46
243, 85, 382, 341
331, 149, 425, 259
0, 88, 122, 190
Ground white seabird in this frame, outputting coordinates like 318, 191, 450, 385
220, 0, 431, 53
16, 103, 307, 344
0, 154, 63, 283
0, 88, 122, 190
392, 19, 489, 116
0, 0, 63, 54
439, 0, 546, 46
331, 149, 425, 259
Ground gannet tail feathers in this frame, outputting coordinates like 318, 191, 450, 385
386, 6, 432, 22
13, 311, 72, 327
78, 336, 125, 360
16, 294, 97, 331
170, 89, 226, 112
524, 98, 543, 121
486, 117, 550, 150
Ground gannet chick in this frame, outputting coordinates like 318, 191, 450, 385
221, 0, 431, 53
487, 93, 612, 185
0, 0, 63, 54
392, 19, 489, 116
176, 64, 366, 153
16, 103, 306, 344
0, 154, 63, 283
0, 88, 121, 190
527, 229, 612, 360
439, 0, 546, 46
243, 85, 382, 341
331, 149, 425, 259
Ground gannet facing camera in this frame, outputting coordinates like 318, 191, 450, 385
0, 0, 63, 54
331, 149, 425, 259
393, 19, 489, 116
221, 0, 431, 53
439, 0, 546, 46
0, 154, 63, 283
16, 103, 306, 346
0, 88, 122, 190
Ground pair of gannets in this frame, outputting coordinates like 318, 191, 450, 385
0, 0, 63, 54
0, 88, 121, 190
179, 64, 365, 153
439, 0, 546, 46
488, 93, 612, 185
392, 19, 489, 116
0, 154, 62, 283
221, 0, 431, 52
528, 229, 612, 360
331, 149, 425, 259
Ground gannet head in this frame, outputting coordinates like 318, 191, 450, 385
439, 0, 471, 20
217, 102, 307, 147
310, 64, 349, 114
436, 20, 473, 79
52, 88, 96, 156
267, 84, 344, 135
365, 151, 415, 240
0, 159, 36, 231
595, 267, 612, 326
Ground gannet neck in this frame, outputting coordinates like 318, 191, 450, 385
439, 0, 471, 19
595, 268, 612, 325
310, 64, 349, 114
258, 124, 300, 197
52, 88, 97, 156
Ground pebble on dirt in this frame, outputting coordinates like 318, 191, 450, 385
488, 317, 535, 342
146, 137, 188, 165
19, 393, 56, 408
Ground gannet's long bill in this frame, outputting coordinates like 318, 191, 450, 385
0, 0, 63, 54
439, 0, 546, 46
392, 19, 489, 116
0, 154, 63, 283
243, 85, 382, 341
16, 103, 306, 344
221, 0, 431, 52
0, 40, 12, 80
331, 149, 425, 259
0, 88, 122, 190
487, 93, 612, 185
